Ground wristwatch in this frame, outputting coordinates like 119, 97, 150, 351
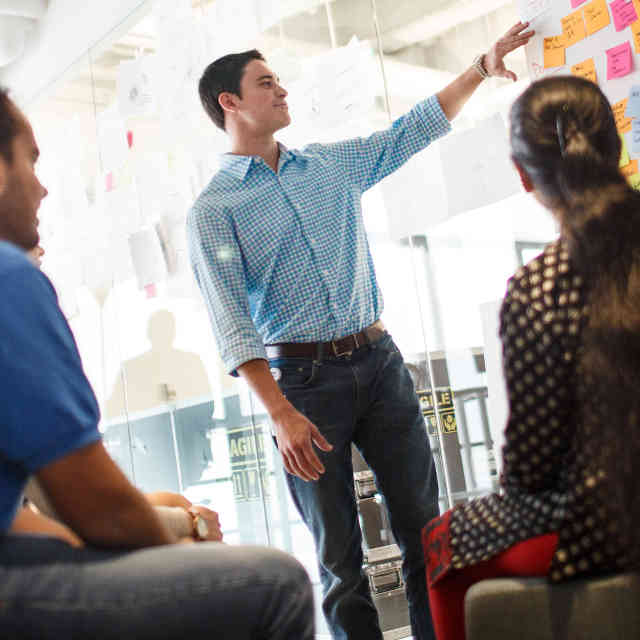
473, 54, 490, 79
190, 511, 209, 541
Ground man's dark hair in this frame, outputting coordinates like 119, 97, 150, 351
199, 50, 265, 130
0, 87, 19, 162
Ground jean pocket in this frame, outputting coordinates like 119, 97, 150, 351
269, 359, 317, 388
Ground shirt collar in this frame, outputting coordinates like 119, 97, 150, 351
219, 143, 307, 181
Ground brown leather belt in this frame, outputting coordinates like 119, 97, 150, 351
265, 320, 386, 359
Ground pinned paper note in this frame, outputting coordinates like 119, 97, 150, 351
571, 57, 598, 83
629, 172, 640, 189
544, 36, 566, 68
620, 134, 631, 166
626, 85, 640, 117
584, 0, 611, 35
517, 0, 553, 22
621, 158, 639, 177
562, 10, 587, 46
631, 118, 640, 152
610, 0, 638, 31
607, 41, 633, 79
571, 0, 588, 6
614, 98, 633, 133
630, 20, 640, 53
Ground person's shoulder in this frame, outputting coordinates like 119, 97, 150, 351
506, 240, 561, 296
0, 240, 32, 278
188, 170, 240, 220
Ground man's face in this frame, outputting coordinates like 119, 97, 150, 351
233, 59, 291, 133
0, 108, 47, 251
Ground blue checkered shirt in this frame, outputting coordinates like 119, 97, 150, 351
187, 95, 451, 373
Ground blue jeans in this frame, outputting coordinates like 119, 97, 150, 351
0, 535, 314, 639
271, 332, 438, 640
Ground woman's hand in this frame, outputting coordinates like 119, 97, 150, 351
190, 505, 223, 542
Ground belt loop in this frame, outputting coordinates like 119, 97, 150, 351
314, 342, 324, 364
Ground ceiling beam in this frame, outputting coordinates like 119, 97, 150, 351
380, 0, 514, 54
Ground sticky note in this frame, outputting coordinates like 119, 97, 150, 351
613, 98, 633, 133
584, 0, 611, 35
571, 57, 598, 83
629, 172, 640, 189
607, 41, 633, 79
571, 0, 588, 5
611, 0, 638, 31
631, 118, 640, 153
620, 134, 631, 166
630, 19, 640, 53
544, 36, 566, 68
621, 158, 639, 177
626, 85, 640, 117
562, 10, 588, 46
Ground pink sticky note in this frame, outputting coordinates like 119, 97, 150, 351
611, 0, 638, 31
607, 41, 633, 78
571, 0, 588, 6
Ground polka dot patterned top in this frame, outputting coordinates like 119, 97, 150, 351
425, 240, 627, 585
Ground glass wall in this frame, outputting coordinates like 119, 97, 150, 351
21, 1, 558, 636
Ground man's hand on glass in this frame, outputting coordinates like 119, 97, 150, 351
272, 404, 333, 482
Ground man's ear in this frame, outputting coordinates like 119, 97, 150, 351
512, 158, 534, 193
218, 92, 239, 115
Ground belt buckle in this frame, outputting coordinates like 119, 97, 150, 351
332, 334, 359, 358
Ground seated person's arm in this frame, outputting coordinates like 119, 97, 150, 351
37, 440, 178, 549
10, 504, 83, 547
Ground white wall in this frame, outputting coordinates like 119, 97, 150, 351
0, 0, 152, 106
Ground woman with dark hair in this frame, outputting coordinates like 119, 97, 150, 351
422, 75, 640, 640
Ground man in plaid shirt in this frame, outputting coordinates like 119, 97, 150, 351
188, 22, 532, 640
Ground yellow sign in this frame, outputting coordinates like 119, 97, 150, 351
227, 424, 269, 502
418, 388, 458, 435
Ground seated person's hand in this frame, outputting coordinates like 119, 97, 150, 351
146, 491, 192, 510
189, 505, 223, 542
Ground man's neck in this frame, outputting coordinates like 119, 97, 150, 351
230, 134, 280, 173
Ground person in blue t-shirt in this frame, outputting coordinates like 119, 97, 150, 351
0, 88, 314, 639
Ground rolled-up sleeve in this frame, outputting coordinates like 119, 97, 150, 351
307, 94, 451, 192
187, 196, 267, 375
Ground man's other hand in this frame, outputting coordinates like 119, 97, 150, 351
272, 404, 333, 482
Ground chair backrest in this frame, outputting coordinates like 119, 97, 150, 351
465, 573, 640, 640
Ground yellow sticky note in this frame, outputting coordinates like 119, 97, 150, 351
629, 172, 640, 189
571, 57, 598, 83
544, 35, 566, 68
584, 0, 611, 36
613, 98, 633, 134
562, 10, 587, 47
631, 20, 640, 54
620, 134, 631, 167
621, 159, 638, 177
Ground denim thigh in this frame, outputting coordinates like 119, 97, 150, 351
0, 535, 314, 640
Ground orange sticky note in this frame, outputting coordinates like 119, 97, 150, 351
544, 36, 566, 68
571, 57, 598, 83
621, 158, 639, 178
631, 20, 640, 53
584, 0, 611, 35
562, 10, 587, 46
613, 98, 633, 134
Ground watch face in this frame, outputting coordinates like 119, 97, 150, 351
195, 515, 209, 540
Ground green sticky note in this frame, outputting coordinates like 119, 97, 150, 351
620, 134, 631, 167
629, 172, 640, 190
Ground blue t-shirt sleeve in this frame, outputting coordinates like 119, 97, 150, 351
0, 263, 101, 473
